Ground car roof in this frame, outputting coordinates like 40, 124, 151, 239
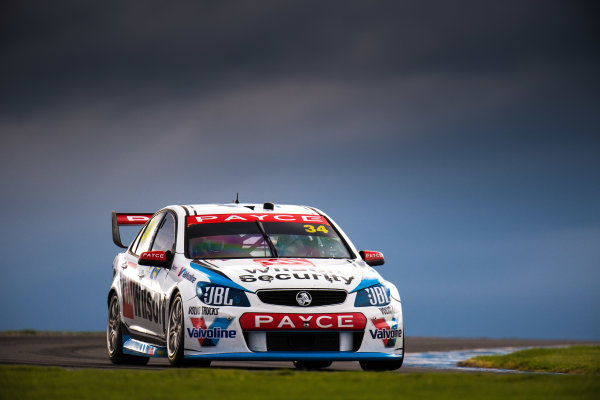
176, 203, 320, 215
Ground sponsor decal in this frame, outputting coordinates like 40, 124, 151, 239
177, 268, 197, 283
141, 251, 167, 261
356, 285, 391, 306
123, 337, 166, 356
253, 259, 315, 268
239, 313, 366, 331
369, 318, 402, 348
239, 262, 355, 285
378, 305, 397, 315
120, 277, 165, 326
202, 306, 219, 315
189, 306, 202, 315
189, 306, 219, 316
196, 282, 250, 307
116, 214, 153, 225
150, 267, 161, 280
362, 251, 384, 262
187, 317, 236, 346
187, 214, 328, 226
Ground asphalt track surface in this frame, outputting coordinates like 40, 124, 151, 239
1, 334, 594, 372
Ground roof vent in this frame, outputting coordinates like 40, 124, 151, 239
263, 202, 275, 210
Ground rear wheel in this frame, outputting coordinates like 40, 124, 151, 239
293, 360, 332, 370
106, 294, 149, 365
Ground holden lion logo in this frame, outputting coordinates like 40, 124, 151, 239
296, 291, 312, 306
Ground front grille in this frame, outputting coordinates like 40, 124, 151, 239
262, 332, 364, 352
267, 332, 339, 351
256, 289, 347, 306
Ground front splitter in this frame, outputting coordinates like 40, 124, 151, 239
184, 351, 403, 361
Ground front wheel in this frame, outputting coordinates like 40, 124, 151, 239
360, 335, 404, 371
106, 294, 149, 365
359, 358, 403, 371
167, 294, 211, 367
167, 294, 186, 366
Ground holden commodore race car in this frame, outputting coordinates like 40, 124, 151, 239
107, 202, 403, 370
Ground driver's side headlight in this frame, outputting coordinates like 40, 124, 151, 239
196, 282, 250, 307
354, 284, 391, 307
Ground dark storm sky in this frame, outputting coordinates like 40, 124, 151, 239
1, 0, 599, 339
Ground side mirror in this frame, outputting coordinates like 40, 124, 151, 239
139, 251, 171, 267
359, 250, 385, 267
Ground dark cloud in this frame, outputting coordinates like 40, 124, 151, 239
2, 1, 598, 113
0, 0, 598, 338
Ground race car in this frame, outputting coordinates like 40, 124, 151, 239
107, 202, 403, 370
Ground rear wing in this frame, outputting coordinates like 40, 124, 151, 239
111, 211, 153, 248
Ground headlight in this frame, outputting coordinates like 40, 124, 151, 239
354, 284, 391, 307
196, 282, 250, 307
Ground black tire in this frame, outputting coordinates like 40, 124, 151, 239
359, 358, 403, 371
167, 294, 185, 366
106, 294, 149, 365
360, 335, 404, 371
293, 360, 332, 370
166, 293, 211, 368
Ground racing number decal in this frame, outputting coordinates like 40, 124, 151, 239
304, 224, 329, 234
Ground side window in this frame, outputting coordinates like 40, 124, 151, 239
129, 228, 144, 255
135, 214, 164, 256
152, 213, 176, 253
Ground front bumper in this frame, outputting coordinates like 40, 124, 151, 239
181, 298, 404, 360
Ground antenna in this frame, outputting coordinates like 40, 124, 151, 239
234, 193, 240, 204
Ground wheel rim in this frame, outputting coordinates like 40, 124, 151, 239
168, 297, 182, 357
107, 298, 119, 355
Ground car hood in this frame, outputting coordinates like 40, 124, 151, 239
188, 258, 383, 293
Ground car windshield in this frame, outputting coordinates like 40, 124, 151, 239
187, 221, 351, 259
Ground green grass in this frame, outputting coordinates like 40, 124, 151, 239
458, 345, 600, 374
0, 365, 599, 400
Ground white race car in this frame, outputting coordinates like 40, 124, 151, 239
107, 202, 403, 370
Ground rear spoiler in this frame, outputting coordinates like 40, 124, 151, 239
112, 211, 153, 248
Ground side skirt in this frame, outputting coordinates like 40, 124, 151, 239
122, 335, 168, 358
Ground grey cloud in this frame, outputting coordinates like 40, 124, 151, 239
2, 0, 598, 114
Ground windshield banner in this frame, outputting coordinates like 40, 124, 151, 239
187, 214, 329, 226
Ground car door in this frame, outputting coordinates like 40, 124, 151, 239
121, 213, 165, 336
146, 211, 177, 339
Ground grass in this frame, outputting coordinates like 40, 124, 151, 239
0, 365, 599, 400
458, 345, 600, 374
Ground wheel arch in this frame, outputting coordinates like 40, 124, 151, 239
107, 288, 118, 307
167, 286, 182, 311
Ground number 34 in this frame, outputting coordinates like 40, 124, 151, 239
304, 224, 328, 234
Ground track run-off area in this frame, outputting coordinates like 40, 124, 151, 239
1, 334, 595, 372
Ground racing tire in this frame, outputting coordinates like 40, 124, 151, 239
167, 293, 210, 367
359, 358, 403, 371
167, 294, 186, 366
107, 294, 150, 365
359, 335, 404, 371
167, 294, 211, 368
293, 360, 332, 370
